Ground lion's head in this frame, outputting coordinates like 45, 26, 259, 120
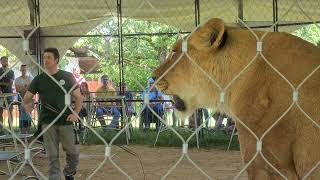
153, 18, 242, 116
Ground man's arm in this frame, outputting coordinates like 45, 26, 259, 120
23, 91, 35, 113
15, 83, 23, 93
72, 88, 83, 114
66, 87, 83, 122
9, 71, 14, 89
15, 80, 25, 93
9, 79, 14, 88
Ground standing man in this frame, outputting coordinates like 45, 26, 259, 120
23, 48, 83, 180
0, 56, 15, 133
15, 64, 33, 133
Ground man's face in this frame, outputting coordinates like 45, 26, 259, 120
101, 78, 108, 86
1, 58, 8, 68
43, 52, 58, 70
20, 66, 27, 75
80, 84, 88, 91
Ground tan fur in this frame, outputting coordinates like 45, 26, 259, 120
153, 18, 320, 179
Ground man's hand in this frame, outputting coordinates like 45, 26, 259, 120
24, 103, 33, 113
67, 114, 78, 122
23, 91, 35, 113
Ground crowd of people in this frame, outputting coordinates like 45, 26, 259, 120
0, 54, 234, 135
0, 48, 235, 180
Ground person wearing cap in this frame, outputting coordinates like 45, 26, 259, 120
95, 75, 121, 128
141, 78, 164, 130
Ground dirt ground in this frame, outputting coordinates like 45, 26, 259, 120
1, 145, 248, 180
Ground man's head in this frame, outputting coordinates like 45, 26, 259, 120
80, 82, 89, 92
20, 64, 27, 76
43, 48, 60, 70
121, 82, 128, 91
100, 75, 109, 86
1, 56, 9, 68
148, 78, 155, 90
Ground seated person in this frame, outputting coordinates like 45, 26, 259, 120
141, 78, 164, 130
95, 75, 120, 128
188, 108, 209, 129
78, 82, 93, 130
118, 83, 135, 120
226, 117, 236, 135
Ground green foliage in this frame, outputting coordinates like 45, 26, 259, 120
73, 18, 179, 90
0, 45, 21, 72
292, 24, 320, 45
71, 20, 319, 91
83, 128, 240, 150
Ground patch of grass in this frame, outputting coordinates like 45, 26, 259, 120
83, 128, 240, 150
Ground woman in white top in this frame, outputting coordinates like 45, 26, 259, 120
78, 82, 93, 129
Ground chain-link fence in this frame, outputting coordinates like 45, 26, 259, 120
0, 0, 318, 179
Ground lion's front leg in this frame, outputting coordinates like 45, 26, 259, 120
237, 126, 299, 180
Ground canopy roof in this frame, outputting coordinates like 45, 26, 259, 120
0, 0, 318, 74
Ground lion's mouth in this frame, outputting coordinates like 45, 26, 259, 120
173, 95, 186, 111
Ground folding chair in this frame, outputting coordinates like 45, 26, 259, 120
227, 126, 238, 151
84, 95, 131, 144
0, 151, 20, 176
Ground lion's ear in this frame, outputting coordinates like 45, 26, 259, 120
190, 18, 227, 50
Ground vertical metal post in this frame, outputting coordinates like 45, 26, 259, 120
238, 0, 244, 22
273, 0, 279, 32
117, 0, 125, 127
117, 0, 124, 94
34, 0, 42, 125
194, 0, 200, 27
35, 0, 42, 67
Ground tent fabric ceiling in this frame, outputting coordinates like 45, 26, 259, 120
1, 0, 319, 30
0, 0, 318, 76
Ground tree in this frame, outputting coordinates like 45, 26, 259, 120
71, 18, 179, 91
292, 24, 320, 45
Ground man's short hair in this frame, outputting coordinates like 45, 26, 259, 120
101, 75, 109, 81
44, 48, 60, 63
0, 56, 8, 61
20, 64, 27, 69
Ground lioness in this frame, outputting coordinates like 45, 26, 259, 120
153, 18, 320, 179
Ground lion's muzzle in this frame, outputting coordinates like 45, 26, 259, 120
173, 95, 186, 111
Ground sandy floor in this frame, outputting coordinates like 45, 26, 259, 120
0, 145, 248, 180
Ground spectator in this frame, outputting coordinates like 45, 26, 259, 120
0, 56, 14, 133
188, 108, 209, 129
213, 112, 234, 132
15, 64, 33, 133
95, 75, 120, 128
118, 83, 135, 120
141, 78, 164, 130
226, 117, 236, 135
78, 82, 93, 131
213, 112, 225, 130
